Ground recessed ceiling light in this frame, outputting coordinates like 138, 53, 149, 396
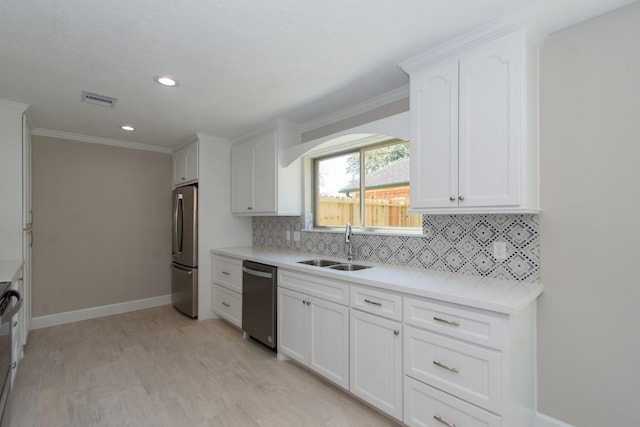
154, 76, 179, 87
121, 125, 135, 131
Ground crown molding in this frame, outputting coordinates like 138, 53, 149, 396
299, 85, 409, 133
0, 98, 29, 112
31, 128, 173, 154
400, 4, 540, 74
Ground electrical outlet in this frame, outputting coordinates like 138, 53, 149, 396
493, 241, 507, 260
285, 231, 291, 241
293, 231, 301, 242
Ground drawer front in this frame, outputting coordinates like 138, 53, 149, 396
350, 285, 402, 321
404, 297, 504, 349
404, 326, 502, 413
212, 256, 243, 293
404, 376, 501, 427
213, 285, 242, 328
279, 270, 348, 305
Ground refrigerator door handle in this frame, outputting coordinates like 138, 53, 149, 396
171, 263, 193, 274
178, 194, 184, 254
173, 193, 184, 256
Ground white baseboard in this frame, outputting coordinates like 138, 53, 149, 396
536, 412, 574, 427
30, 294, 172, 330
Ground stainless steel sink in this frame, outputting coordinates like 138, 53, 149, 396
328, 264, 372, 271
297, 259, 341, 267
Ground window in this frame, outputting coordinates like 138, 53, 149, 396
314, 139, 421, 230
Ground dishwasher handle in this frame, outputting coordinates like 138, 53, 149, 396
242, 266, 273, 279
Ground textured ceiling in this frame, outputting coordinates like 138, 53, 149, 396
0, 0, 635, 149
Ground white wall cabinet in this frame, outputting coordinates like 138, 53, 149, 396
0, 100, 29, 260
231, 120, 301, 216
401, 15, 540, 214
173, 140, 198, 186
278, 271, 350, 390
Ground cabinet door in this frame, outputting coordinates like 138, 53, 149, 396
184, 142, 199, 183
251, 131, 277, 213
212, 285, 242, 328
458, 31, 522, 207
277, 288, 308, 364
350, 309, 403, 420
308, 296, 349, 390
173, 146, 188, 185
11, 278, 24, 385
231, 142, 254, 213
410, 61, 459, 209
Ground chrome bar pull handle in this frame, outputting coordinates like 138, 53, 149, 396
433, 415, 456, 427
433, 360, 459, 374
242, 267, 273, 279
433, 316, 460, 327
364, 299, 382, 307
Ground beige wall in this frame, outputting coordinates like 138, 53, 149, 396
32, 136, 172, 317
538, 2, 640, 425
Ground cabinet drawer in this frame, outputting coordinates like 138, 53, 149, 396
404, 297, 504, 349
350, 285, 402, 321
404, 376, 501, 427
213, 285, 242, 328
279, 270, 348, 305
212, 255, 242, 293
404, 326, 502, 413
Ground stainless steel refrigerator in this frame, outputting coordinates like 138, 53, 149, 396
171, 184, 198, 318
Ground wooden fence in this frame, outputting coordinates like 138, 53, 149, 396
317, 195, 422, 228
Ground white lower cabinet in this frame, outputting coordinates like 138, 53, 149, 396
278, 286, 350, 390
404, 325, 502, 413
232, 264, 537, 426
350, 308, 403, 421
211, 255, 243, 328
404, 376, 501, 427
403, 296, 536, 427
212, 285, 242, 328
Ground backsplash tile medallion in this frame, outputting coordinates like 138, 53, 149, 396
252, 214, 540, 282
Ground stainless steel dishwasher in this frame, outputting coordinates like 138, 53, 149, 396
242, 260, 277, 349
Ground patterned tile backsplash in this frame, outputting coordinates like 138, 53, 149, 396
252, 214, 540, 282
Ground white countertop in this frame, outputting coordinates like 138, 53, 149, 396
211, 247, 543, 315
0, 259, 23, 283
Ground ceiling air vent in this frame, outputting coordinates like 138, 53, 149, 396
81, 91, 117, 108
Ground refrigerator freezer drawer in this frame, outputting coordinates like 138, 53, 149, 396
172, 263, 198, 318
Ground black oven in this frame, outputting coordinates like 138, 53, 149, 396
0, 283, 23, 426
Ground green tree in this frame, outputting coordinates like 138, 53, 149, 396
345, 141, 409, 181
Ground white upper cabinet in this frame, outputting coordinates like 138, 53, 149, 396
408, 61, 459, 209
401, 8, 542, 214
173, 140, 198, 186
458, 31, 522, 209
231, 120, 302, 216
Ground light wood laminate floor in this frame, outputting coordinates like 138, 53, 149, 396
7, 305, 400, 427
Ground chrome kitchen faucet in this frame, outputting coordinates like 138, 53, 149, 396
345, 222, 354, 261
